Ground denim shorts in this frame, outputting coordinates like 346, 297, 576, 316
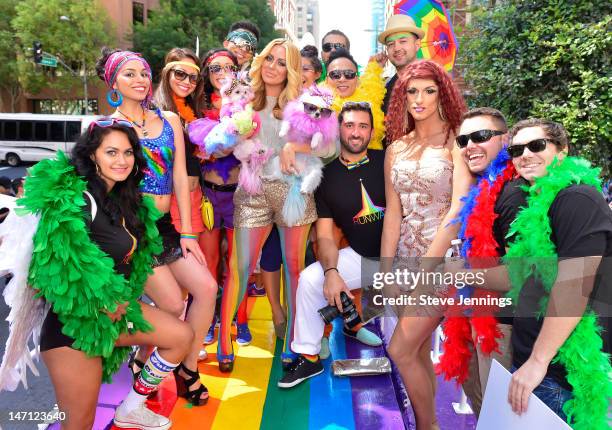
511, 366, 573, 423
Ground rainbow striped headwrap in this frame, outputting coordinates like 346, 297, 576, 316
104, 50, 153, 107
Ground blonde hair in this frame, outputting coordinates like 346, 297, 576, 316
250, 38, 301, 119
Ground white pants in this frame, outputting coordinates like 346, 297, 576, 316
291, 246, 377, 355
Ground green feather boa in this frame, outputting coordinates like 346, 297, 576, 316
19, 152, 162, 382
505, 156, 612, 429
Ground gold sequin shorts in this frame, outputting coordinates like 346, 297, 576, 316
233, 178, 317, 228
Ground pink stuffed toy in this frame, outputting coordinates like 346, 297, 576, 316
269, 85, 338, 225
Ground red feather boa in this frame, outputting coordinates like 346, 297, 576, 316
437, 161, 516, 384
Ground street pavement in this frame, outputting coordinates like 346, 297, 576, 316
0, 162, 57, 429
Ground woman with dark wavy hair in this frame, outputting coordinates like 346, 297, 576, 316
381, 60, 470, 430
4, 121, 193, 430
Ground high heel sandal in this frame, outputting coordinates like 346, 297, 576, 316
173, 363, 209, 406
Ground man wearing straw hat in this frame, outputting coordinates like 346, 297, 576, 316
379, 14, 425, 114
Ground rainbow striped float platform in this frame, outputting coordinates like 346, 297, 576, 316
49, 297, 477, 430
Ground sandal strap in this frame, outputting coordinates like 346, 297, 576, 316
178, 363, 201, 386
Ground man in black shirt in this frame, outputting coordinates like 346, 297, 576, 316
278, 102, 386, 388
378, 15, 424, 114
506, 119, 612, 423
449, 107, 527, 417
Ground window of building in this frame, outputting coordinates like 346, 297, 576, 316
133, 2, 145, 25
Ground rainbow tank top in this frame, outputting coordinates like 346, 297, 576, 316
140, 109, 175, 195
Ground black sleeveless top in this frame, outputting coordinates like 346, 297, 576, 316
84, 193, 137, 279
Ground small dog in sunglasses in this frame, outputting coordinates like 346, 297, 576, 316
269, 85, 338, 226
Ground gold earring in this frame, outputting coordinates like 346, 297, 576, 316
95, 163, 100, 175
133, 164, 139, 176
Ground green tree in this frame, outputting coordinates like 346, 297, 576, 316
460, 0, 612, 176
0, 0, 21, 112
133, 0, 279, 79
11, 0, 115, 113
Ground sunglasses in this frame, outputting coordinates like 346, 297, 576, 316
303, 102, 333, 118
342, 101, 371, 109
455, 129, 505, 149
88, 117, 133, 132
229, 40, 255, 53
328, 69, 357, 80
322, 42, 346, 53
171, 69, 199, 85
507, 138, 552, 158
208, 64, 238, 75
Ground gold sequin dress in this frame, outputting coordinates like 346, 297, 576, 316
389, 139, 453, 259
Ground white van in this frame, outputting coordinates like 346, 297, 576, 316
0, 113, 98, 166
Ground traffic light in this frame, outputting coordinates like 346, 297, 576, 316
33, 41, 42, 63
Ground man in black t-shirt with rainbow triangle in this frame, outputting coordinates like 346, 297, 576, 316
279, 101, 386, 388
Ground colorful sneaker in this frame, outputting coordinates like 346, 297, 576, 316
319, 337, 331, 360
236, 323, 252, 346
278, 355, 323, 388
281, 351, 299, 371
204, 319, 216, 345
113, 404, 171, 430
248, 282, 266, 297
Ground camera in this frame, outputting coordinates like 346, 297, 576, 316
318, 292, 362, 329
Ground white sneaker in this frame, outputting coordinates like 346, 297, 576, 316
114, 404, 172, 430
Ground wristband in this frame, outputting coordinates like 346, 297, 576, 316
181, 233, 198, 240
323, 267, 338, 276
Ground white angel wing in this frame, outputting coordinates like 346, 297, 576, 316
0, 204, 48, 392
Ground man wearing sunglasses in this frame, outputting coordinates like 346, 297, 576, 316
378, 15, 424, 114
224, 20, 260, 70
443, 107, 527, 417
321, 29, 350, 64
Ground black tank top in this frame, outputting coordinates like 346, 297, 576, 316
84, 193, 137, 279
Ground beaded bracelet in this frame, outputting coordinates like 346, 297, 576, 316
180, 233, 198, 240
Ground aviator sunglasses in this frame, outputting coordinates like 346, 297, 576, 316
507, 138, 552, 158
322, 42, 346, 53
328, 69, 357, 80
171, 69, 199, 85
455, 129, 504, 149
303, 102, 333, 118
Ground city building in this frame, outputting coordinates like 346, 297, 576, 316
295, 0, 319, 47
268, 0, 297, 42
1, 0, 159, 114
370, 0, 386, 54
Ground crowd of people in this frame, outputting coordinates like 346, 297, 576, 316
0, 12, 610, 430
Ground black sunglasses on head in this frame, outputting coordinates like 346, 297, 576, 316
507, 138, 552, 158
455, 129, 504, 148
303, 102, 333, 118
328, 69, 357, 80
322, 42, 346, 53
171, 69, 199, 85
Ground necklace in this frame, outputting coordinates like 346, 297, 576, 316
117, 107, 149, 137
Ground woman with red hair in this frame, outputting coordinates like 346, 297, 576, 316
380, 60, 470, 429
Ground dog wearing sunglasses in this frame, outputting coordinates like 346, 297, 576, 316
269, 85, 338, 226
